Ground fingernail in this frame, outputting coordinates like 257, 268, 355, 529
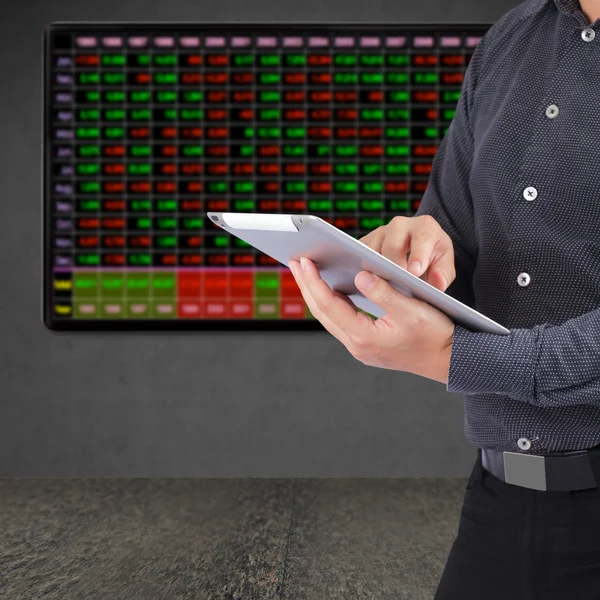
409, 261, 422, 276
356, 271, 376, 292
300, 257, 308, 272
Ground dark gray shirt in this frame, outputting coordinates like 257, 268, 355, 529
415, 0, 600, 454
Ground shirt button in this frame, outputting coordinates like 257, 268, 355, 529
582, 27, 596, 41
517, 272, 531, 287
545, 104, 559, 118
517, 437, 532, 451
523, 186, 538, 201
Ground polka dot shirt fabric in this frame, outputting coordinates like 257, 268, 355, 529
414, 0, 600, 454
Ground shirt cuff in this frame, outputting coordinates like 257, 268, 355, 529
446, 324, 540, 400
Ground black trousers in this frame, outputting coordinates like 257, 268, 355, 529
434, 447, 600, 600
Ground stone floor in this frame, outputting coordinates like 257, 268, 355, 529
0, 478, 468, 600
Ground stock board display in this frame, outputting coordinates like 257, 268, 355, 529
44, 23, 488, 330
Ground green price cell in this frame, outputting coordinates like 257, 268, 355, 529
103, 73, 125, 85
362, 164, 381, 175
260, 73, 280, 84
79, 145, 99, 157
79, 73, 98, 84
182, 145, 203, 156
78, 109, 99, 120
362, 182, 383, 193
286, 54, 305, 66
154, 54, 177, 65
156, 200, 177, 211
77, 164, 100, 175
413, 72, 438, 84
105, 91, 125, 103
130, 91, 151, 102
233, 199, 255, 211
309, 199, 333, 211
284, 145, 304, 156
130, 200, 151, 211
361, 73, 383, 84
361, 217, 385, 229
335, 164, 358, 175
335, 200, 357, 211
285, 128, 305, 139
234, 54, 254, 66
76, 127, 100, 139
156, 218, 176, 229
360, 54, 383, 66
128, 164, 151, 175
131, 145, 151, 157
157, 91, 177, 102
259, 54, 280, 66
154, 73, 177, 84
335, 54, 356, 66
387, 54, 409, 66
105, 109, 125, 120
130, 109, 151, 120
361, 200, 384, 211
259, 109, 280, 121
182, 91, 202, 102
102, 54, 125, 66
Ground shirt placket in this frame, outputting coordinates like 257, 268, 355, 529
504, 15, 597, 454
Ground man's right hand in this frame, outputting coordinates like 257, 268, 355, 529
358, 215, 457, 292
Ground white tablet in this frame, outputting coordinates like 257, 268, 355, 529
207, 212, 509, 335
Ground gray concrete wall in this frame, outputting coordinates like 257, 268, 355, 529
0, 0, 522, 477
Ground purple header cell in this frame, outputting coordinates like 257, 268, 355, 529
56, 74, 73, 85
206, 36, 226, 47
309, 36, 329, 47
56, 111, 73, 122
180, 36, 200, 47
413, 36, 434, 47
55, 130, 74, 139
102, 37, 123, 47
334, 36, 355, 47
55, 183, 73, 194
76, 37, 96, 48
467, 36, 483, 47
55, 93, 72, 103
55, 238, 73, 248
441, 36, 461, 47
55, 220, 73, 230
257, 37, 277, 47
360, 37, 380, 47
128, 36, 148, 47
55, 202, 73, 212
56, 56, 72, 67
154, 36, 174, 47
59, 165, 74, 176
56, 147, 73, 158
231, 36, 251, 47
283, 36, 303, 47
385, 36, 406, 47
55, 256, 74, 267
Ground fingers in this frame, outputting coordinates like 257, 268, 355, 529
360, 219, 410, 268
288, 260, 353, 346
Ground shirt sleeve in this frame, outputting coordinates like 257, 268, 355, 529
413, 35, 485, 309
448, 307, 600, 408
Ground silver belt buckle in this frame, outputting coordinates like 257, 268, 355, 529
503, 451, 547, 491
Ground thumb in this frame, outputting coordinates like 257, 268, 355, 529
355, 271, 408, 316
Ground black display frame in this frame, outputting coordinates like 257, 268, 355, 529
43, 21, 491, 331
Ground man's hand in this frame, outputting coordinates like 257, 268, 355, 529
288, 249, 455, 384
358, 215, 457, 291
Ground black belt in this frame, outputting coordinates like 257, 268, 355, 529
481, 445, 600, 491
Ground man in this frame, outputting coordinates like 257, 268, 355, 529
288, 0, 600, 597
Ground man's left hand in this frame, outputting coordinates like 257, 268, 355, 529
288, 257, 455, 384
